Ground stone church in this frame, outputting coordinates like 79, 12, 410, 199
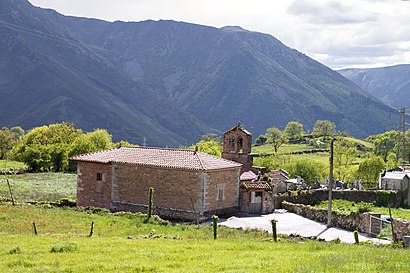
71, 122, 273, 221
221, 122, 273, 215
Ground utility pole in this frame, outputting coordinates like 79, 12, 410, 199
397, 108, 406, 163
327, 138, 335, 227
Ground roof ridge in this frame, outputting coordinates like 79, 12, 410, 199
124, 146, 195, 152
195, 151, 205, 170
69, 147, 119, 160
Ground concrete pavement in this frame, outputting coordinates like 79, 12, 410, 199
219, 209, 391, 244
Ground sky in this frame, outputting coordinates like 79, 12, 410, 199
28, 0, 410, 70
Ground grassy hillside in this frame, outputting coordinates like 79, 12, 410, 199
0, 203, 409, 272
252, 137, 373, 177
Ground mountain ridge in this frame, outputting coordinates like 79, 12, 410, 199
0, 0, 399, 146
338, 64, 410, 108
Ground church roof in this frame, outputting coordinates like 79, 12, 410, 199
224, 122, 252, 136
70, 146, 242, 171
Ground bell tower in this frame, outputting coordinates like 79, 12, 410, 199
222, 122, 253, 172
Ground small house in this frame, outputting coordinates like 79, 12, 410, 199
380, 171, 410, 206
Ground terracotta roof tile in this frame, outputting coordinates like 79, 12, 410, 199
240, 181, 271, 190
70, 146, 242, 171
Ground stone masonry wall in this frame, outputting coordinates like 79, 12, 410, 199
77, 161, 112, 208
111, 164, 202, 211
283, 201, 410, 242
393, 218, 410, 241
77, 161, 240, 221
278, 189, 401, 207
282, 201, 364, 232
204, 168, 240, 213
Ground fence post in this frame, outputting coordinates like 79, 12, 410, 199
89, 221, 94, 237
32, 222, 38, 235
6, 179, 15, 206
212, 215, 218, 240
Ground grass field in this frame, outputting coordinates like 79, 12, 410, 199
252, 143, 315, 155
0, 204, 409, 272
0, 173, 76, 202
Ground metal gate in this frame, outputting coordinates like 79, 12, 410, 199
249, 192, 262, 214
370, 215, 392, 240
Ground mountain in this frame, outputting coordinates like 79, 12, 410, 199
0, 0, 209, 147
0, 0, 398, 146
338, 64, 410, 108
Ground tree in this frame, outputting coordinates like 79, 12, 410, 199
284, 121, 305, 143
85, 129, 113, 150
192, 139, 222, 157
11, 123, 82, 171
312, 120, 336, 139
0, 129, 15, 159
333, 139, 357, 182
255, 135, 267, 146
385, 152, 399, 171
357, 156, 385, 188
265, 127, 286, 153
9, 126, 25, 139
371, 130, 399, 161
286, 159, 326, 184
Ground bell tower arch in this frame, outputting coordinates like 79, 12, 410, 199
222, 122, 253, 171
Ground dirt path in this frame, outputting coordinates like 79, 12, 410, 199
219, 210, 390, 244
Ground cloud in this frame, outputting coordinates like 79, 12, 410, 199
28, 0, 410, 69
287, 0, 377, 25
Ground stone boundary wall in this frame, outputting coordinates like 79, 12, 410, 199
281, 201, 368, 232
278, 189, 401, 207
393, 218, 410, 241
282, 201, 410, 242
111, 201, 238, 222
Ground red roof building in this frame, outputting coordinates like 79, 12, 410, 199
71, 146, 242, 221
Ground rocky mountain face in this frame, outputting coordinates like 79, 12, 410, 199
339, 64, 410, 108
0, 0, 398, 146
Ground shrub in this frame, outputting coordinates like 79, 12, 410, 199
376, 190, 396, 207
358, 202, 372, 213
271, 218, 278, 242
354, 230, 359, 244
50, 243, 77, 253
78, 206, 110, 215
54, 198, 76, 207
8, 246, 22, 254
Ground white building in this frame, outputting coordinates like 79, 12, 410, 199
379, 171, 410, 206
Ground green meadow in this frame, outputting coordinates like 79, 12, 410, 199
0, 203, 409, 273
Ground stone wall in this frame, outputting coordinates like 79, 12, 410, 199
393, 218, 410, 241
281, 201, 365, 232
282, 201, 410, 243
77, 161, 241, 221
277, 189, 402, 207
77, 162, 112, 208
111, 200, 238, 222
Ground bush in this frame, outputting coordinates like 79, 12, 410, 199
54, 198, 76, 207
78, 206, 110, 215
376, 190, 396, 207
358, 202, 372, 213
50, 243, 77, 253
8, 246, 22, 254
